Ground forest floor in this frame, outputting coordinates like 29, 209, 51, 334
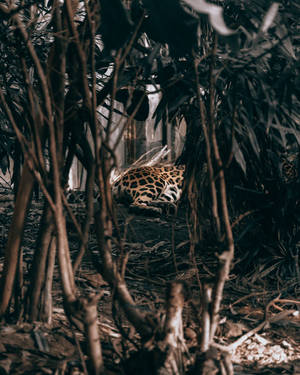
0, 191, 299, 374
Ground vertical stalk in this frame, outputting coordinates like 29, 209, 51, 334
193, 54, 221, 239
0, 163, 34, 316
207, 35, 235, 341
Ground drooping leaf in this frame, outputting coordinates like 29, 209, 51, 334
168, 93, 191, 114
260, 3, 279, 33
182, 0, 236, 35
152, 96, 167, 129
248, 126, 260, 159
275, 25, 296, 60
274, 114, 287, 150
232, 137, 246, 174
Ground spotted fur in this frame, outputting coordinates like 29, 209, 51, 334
112, 165, 185, 214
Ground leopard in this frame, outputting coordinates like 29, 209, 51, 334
112, 165, 185, 214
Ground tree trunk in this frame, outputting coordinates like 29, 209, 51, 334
26, 202, 55, 322
0, 162, 34, 316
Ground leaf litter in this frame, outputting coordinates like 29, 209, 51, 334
0, 188, 299, 374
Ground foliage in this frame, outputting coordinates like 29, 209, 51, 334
218, 0, 300, 262
0, 1, 298, 279
0, 0, 299, 373
139, 0, 300, 267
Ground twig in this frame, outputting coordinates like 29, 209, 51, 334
230, 291, 268, 307
61, 191, 84, 239
266, 296, 300, 316
227, 320, 266, 352
227, 308, 297, 353
231, 209, 259, 229
73, 331, 89, 375
208, 34, 235, 342
200, 286, 212, 352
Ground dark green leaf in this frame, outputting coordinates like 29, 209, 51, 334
232, 137, 246, 174
248, 126, 260, 158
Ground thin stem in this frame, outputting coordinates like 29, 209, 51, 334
193, 53, 221, 238
208, 35, 235, 341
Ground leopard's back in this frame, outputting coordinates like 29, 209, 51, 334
112, 165, 185, 214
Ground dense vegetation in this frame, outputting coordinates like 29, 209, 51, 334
0, 1, 299, 373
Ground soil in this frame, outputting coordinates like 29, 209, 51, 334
0, 191, 299, 374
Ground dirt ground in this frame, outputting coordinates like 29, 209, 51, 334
0, 192, 299, 374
